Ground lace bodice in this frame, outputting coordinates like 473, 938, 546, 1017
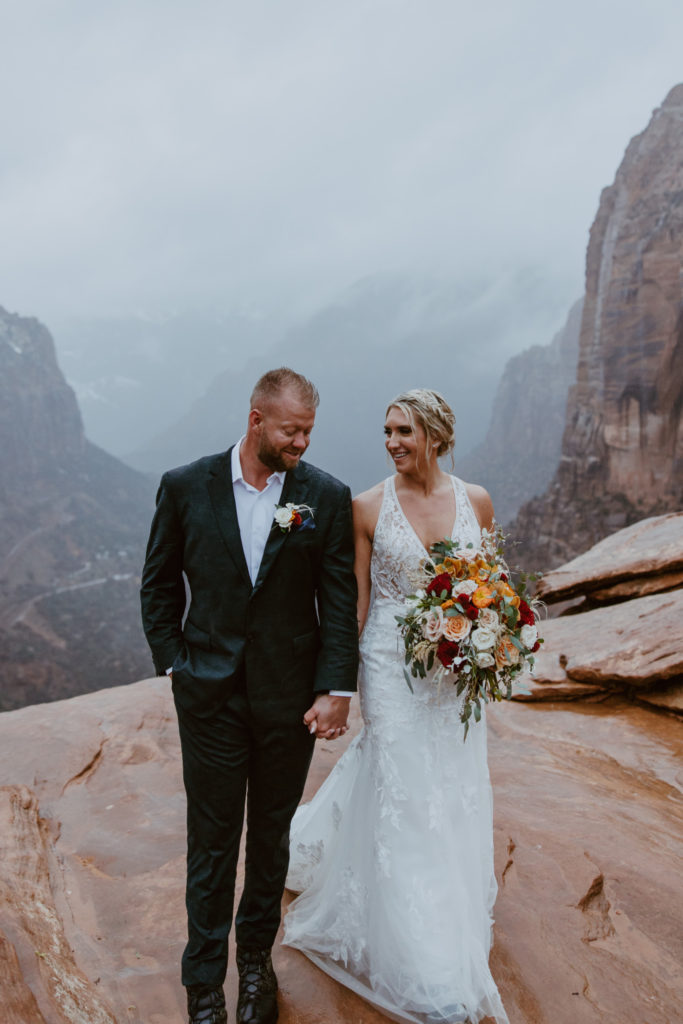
370, 475, 481, 604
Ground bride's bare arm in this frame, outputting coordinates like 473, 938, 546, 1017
465, 483, 495, 532
352, 485, 383, 636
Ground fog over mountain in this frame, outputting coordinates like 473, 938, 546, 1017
122, 269, 569, 493
52, 309, 285, 456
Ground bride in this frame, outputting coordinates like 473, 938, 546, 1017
283, 389, 509, 1024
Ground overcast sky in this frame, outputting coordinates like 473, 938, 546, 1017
1, 1, 682, 326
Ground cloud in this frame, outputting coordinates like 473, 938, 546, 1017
1, 1, 682, 320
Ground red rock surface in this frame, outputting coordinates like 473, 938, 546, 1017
0, 680, 681, 1023
518, 513, 683, 710
537, 512, 683, 604
518, 588, 683, 702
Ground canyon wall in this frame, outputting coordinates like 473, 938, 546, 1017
0, 307, 154, 709
512, 84, 683, 568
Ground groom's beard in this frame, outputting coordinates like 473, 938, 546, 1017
257, 435, 304, 473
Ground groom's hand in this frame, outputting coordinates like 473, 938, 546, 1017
303, 695, 351, 740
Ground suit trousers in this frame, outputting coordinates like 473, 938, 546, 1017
175, 672, 316, 988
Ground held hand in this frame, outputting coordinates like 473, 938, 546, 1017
303, 695, 351, 740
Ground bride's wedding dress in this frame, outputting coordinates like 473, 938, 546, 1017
283, 476, 508, 1024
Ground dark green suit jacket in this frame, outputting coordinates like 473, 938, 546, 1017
140, 449, 359, 722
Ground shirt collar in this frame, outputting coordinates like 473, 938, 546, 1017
232, 437, 286, 489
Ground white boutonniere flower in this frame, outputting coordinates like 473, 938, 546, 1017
273, 502, 315, 533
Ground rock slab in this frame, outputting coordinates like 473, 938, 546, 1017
537, 512, 683, 603
520, 588, 683, 702
0, 679, 681, 1023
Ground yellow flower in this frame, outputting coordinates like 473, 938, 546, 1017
441, 599, 455, 610
472, 585, 495, 608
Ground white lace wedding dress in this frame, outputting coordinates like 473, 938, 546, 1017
283, 476, 508, 1024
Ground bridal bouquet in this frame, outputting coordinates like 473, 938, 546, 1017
396, 525, 542, 737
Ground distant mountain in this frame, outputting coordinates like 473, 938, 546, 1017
127, 270, 570, 492
454, 299, 582, 524
511, 84, 683, 570
52, 309, 282, 458
0, 306, 155, 710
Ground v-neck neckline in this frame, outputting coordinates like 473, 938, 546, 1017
389, 475, 459, 557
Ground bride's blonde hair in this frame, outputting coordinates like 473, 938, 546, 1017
386, 389, 456, 465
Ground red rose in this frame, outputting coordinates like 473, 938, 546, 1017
518, 599, 534, 626
466, 606, 479, 620
292, 511, 303, 527
532, 640, 541, 653
427, 573, 452, 597
436, 639, 460, 668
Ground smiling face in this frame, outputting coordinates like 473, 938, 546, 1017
384, 405, 429, 474
250, 385, 316, 472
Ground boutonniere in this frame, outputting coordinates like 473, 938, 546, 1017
274, 502, 315, 533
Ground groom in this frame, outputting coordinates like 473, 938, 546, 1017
140, 368, 359, 1024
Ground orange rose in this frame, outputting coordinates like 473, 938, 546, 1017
471, 585, 495, 608
442, 614, 472, 642
495, 636, 520, 669
441, 599, 455, 610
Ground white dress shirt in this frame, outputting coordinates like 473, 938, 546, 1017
231, 437, 286, 584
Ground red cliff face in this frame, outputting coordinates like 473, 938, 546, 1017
455, 299, 582, 525
512, 84, 683, 568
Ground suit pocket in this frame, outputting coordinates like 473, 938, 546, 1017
292, 629, 320, 655
183, 619, 212, 651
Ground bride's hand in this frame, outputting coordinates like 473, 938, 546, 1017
303, 695, 350, 740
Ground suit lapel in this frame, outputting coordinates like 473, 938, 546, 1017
206, 448, 252, 588
252, 462, 311, 594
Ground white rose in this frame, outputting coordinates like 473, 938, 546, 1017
520, 624, 538, 648
476, 652, 495, 668
454, 548, 475, 562
471, 627, 497, 651
274, 504, 294, 528
477, 607, 499, 631
422, 606, 445, 642
457, 579, 478, 596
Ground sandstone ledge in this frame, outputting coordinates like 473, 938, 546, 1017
536, 513, 683, 604
0, 679, 680, 1023
518, 588, 683, 705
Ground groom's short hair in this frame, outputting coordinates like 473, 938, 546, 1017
250, 367, 320, 411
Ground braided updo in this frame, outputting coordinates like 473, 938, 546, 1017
386, 388, 456, 461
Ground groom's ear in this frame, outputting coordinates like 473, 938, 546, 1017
248, 407, 265, 430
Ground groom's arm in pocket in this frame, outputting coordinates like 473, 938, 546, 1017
140, 474, 187, 676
